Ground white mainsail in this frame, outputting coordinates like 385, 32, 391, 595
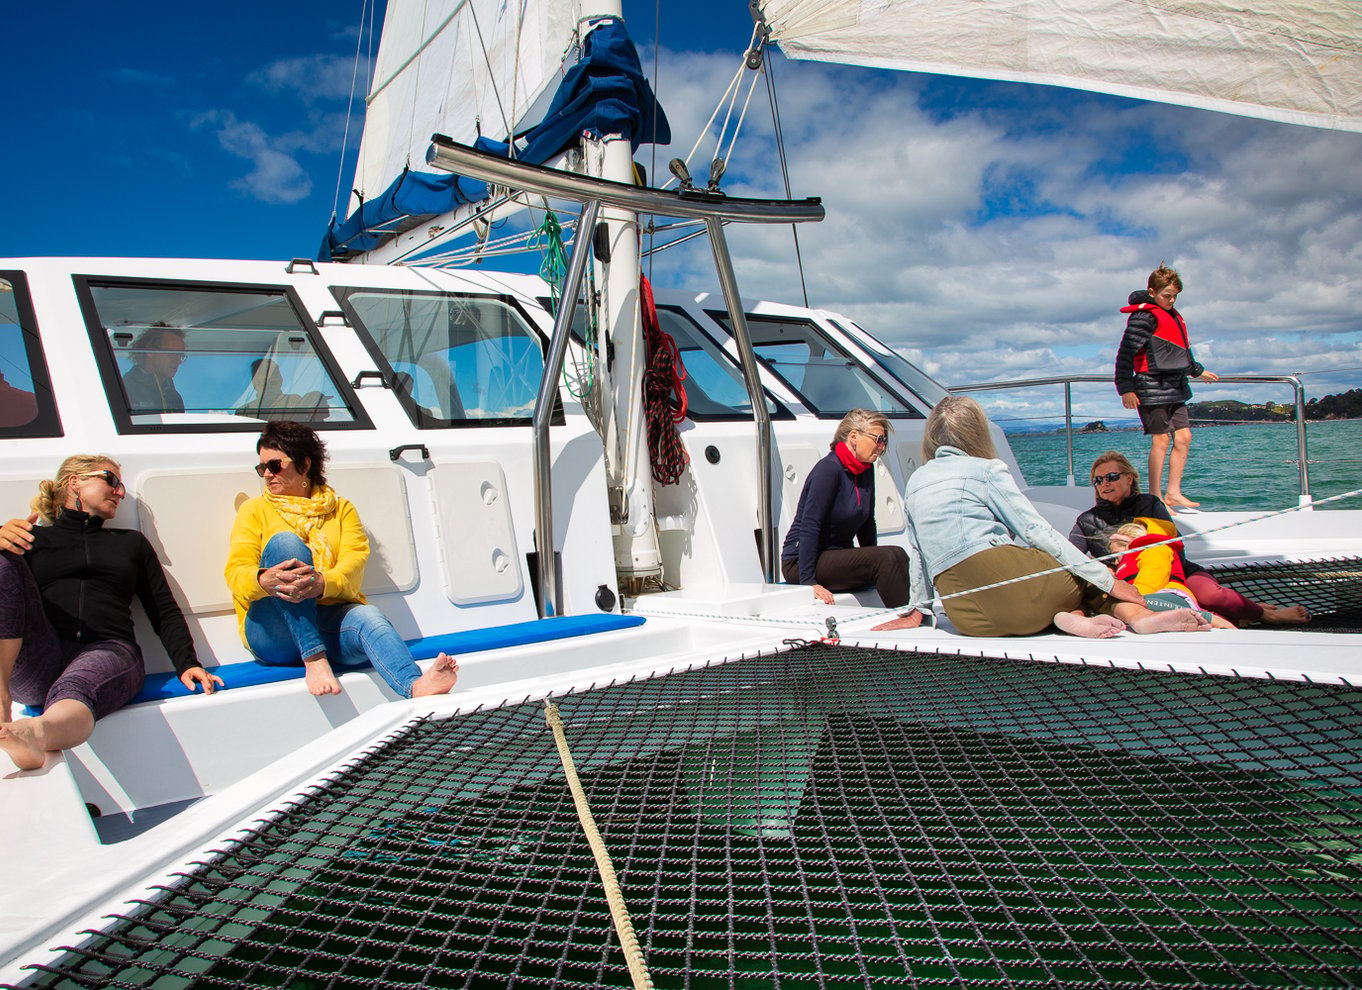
758, 0, 1362, 132
354, 0, 577, 204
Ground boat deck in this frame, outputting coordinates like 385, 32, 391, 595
9, 641, 1362, 989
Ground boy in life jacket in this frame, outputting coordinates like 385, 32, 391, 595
1114, 265, 1218, 511
1108, 519, 1235, 629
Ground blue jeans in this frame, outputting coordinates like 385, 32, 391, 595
245, 533, 421, 697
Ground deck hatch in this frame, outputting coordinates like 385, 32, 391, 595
16, 643, 1362, 989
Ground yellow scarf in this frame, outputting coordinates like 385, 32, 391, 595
264, 484, 339, 571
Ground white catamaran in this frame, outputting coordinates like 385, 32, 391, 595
3, 1, 1361, 987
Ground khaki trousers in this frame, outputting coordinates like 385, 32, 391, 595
935, 545, 1114, 637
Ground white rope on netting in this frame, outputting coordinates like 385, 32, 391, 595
632, 486, 1362, 632
543, 700, 654, 990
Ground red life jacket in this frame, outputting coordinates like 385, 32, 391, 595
1115, 533, 1188, 584
1120, 302, 1191, 375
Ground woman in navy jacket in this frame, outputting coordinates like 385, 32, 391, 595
780, 409, 926, 631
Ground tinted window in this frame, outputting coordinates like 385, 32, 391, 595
336, 288, 546, 426
707, 312, 923, 419
0, 272, 61, 438
77, 279, 365, 432
655, 308, 789, 420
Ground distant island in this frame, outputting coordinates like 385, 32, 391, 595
1002, 389, 1361, 437
1189, 389, 1362, 423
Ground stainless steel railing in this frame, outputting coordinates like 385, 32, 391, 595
950, 374, 1312, 503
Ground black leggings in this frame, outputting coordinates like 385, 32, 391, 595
782, 546, 912, 609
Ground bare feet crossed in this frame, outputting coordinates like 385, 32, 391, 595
1053, 612, 1126, 638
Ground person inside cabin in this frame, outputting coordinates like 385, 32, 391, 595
0, 455, 221, 771
903, 396, 1213, 638
224, 420, 459, 698
0, 370, 38, 428
1107, 520, 1235, 628
1069, 450, 1310, 625
122, 324, 187, 413
236, 358, 329, 421
1114, 264, 1218, 510
780, 408, 927, 632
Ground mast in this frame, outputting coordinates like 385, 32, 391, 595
580, 0, 664, 596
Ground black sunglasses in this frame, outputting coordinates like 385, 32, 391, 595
862, 431, 888, 448
254, 457, 293, 477
1091, 471, 1126, 487
79, 470, 125, 493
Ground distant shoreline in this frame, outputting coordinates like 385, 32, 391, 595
1005, 418, 1357, 438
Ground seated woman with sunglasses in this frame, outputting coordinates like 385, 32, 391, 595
0, 456, 221, 770
225, 420, 459, 698
904, 397, 1212, 638
781, 409, 926, 631
1069, 450, 1309, 625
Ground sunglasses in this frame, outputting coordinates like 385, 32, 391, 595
255, 457, 293, 477
79, 470, 125, 493
1091, 471, 1127, 487
862, 431, 888, 448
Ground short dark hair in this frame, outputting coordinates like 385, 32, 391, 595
257, 420, 327, 489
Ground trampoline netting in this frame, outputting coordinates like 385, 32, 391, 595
14, 639, 1362, 989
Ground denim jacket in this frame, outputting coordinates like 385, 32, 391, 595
904, 446, 1116, 606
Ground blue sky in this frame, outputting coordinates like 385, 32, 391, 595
6, 1, 1361, 425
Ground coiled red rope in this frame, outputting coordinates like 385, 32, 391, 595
640, 274, 690, 486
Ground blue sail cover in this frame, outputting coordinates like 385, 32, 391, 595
320, 19, 670, 262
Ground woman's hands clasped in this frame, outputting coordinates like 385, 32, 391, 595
258, 558, 325, 604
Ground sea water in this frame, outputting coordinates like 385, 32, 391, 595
1007, 419, 1362, 513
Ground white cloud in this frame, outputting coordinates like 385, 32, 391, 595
633, 48, 1362, 415
247, 54, 371, 105
193, 111, 313, 205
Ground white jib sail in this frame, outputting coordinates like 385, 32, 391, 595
354, 0, 578, 202
758, 0, 1362, 132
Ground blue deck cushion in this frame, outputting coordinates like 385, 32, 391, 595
119, 613, 645, 707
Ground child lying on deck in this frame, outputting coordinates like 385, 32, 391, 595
1107, 519, 1237, 630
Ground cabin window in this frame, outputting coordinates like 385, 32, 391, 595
335, 288, 547, 427
653, 307, 791, 420
0, 272, 62, 438
74, 278, 368, 433
706, 312, 926, 419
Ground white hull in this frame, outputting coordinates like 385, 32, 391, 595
2, 254, 1359, 984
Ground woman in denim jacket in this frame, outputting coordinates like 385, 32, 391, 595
904, 397, 1212, 638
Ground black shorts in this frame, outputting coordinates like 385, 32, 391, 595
1138, 402, 1190, 435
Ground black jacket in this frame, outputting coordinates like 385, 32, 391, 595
1114, 289, 1204, 406
27, 510, 201, 675
1067, 492, 1206, 576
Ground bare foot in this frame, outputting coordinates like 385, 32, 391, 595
1165, 493, 1201, 509
1129, 608, 1211, 634
1053, 612, 1126, 638
871, 610, 925, 632
303, 655, 343, 696
1261, 604, 1311, 624
0, 720, 47, 771
411, 653, 460, 698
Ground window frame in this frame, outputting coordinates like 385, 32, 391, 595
705, 310, 928, 420
0, 270, 63, 439
74, 274, 373, 435
333, 285, 561, 429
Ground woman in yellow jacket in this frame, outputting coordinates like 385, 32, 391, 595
225, 420, 458, 697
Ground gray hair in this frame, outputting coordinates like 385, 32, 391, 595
829, 408, 891, 451
922, 395, 997, 460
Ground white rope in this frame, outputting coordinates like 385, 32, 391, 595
660, 24, 761, 190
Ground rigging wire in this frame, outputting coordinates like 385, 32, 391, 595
763, 45, 810, 308
332, 0, 369, 223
